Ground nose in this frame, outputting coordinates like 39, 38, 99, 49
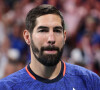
47, 31, 55, 45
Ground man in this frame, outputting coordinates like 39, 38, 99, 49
0, 4, 100, 90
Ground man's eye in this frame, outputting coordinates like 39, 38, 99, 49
54, 29, 62, 33
39, 29, 48, 32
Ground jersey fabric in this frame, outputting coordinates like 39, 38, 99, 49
0, 61, 100, 90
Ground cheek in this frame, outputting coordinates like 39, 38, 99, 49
57, 37, 65, 48
32, 34, 46, 48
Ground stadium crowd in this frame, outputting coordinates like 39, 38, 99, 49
0, 0, 100, 79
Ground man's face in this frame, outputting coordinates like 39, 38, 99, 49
30, 14, 66, 66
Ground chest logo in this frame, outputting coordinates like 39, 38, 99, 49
73, 88, 75, 90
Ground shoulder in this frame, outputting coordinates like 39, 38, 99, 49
65, 62, 100, 87
65, 63, 99, 76
0, 68, 28, 89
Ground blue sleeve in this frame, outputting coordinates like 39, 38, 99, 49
91, 72, 100, 89
0, 81, 12, 90
85, 70, 100, 89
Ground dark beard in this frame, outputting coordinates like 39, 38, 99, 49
31, 38, 64, 67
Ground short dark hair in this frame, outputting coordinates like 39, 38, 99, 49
25, 4, 65, 33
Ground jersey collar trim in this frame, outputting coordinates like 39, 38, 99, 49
25, 61, 66, 83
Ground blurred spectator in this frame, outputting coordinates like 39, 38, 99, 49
70, 48, 85, 66
0, 37, 10, 79
74, 16, 99, 69
92, 22, 100, 53
60, 0, 88, 61
21, 0, 37, 22
76, 16, 98, 44
8, 22, 28, 54
93, 50, 100, 76
44, 0, 57, 7
62, 0, 87, 36
3, 49, 26, 78
91, 22, 100, 75
0, 0, 6, 46
69, 33, 93, 69
91, 1, 100, 19
0, 21, 5, 46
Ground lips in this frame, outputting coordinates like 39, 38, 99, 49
41, 46, 59, 54
43, 50, 57, 54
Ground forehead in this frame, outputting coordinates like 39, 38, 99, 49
35, 14, 62, 27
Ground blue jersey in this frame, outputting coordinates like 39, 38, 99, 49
0, 61, 100, 90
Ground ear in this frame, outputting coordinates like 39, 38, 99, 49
23, 30, 31, 45
64, 30, 67, 42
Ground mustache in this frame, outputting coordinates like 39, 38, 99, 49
41, 46, 59, 51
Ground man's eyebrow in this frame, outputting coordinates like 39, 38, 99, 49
53, 26, 63, 30
37, 26, 48, 30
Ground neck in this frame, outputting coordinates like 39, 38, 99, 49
30, 54, 61, 79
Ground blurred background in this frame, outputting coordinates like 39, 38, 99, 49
0, 0, 100, 79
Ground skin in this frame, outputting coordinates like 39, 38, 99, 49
23, 14, 66, 79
